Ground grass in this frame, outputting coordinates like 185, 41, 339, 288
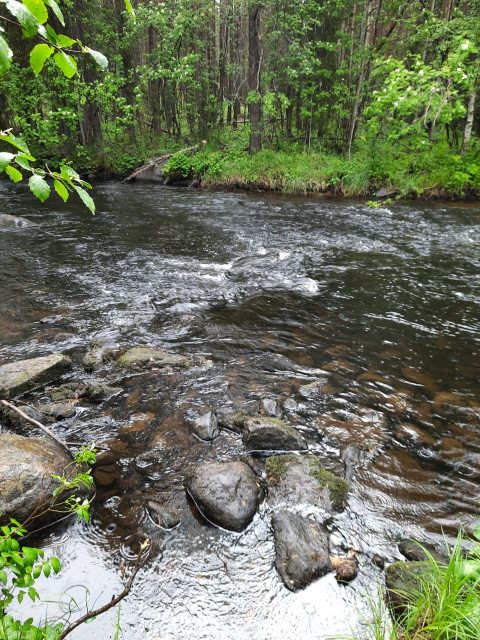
341, 531, 480, 640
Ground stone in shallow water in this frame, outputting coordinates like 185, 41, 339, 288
0, 354, 72, 398
0, 213, 36, 228
147, 500, 180, 530
192, 410, 219, 441
272, 510, 333, 591
0, 434, 86, 529
243, 417, 307, 452
186, 461, 263, 532
117, 346, 188, 370
260, 398, 283, 419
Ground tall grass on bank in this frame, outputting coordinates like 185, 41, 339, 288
342, 532, 480, 640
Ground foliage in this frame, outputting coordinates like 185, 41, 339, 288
0, 445, 96, 640
342, 528, 480, 640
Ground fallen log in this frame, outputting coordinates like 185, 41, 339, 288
122, 144, 201, 182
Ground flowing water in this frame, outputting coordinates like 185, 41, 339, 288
1, 182, 480, 639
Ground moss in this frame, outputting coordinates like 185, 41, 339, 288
308, 457, 349, 509
232, 410, 250, 430
265, 454, 297, 484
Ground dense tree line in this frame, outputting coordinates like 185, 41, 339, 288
0, 0, 478, 170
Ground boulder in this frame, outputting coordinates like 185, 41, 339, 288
243, 417, 307, 452
272, 511, 332, 591
192, 410, 219, 441
186, 461, 263, 532
0, 435, 83, 530
0, 354, 72, 398
265, 454, 348, 513
0, 213, 35, 228
117, 346, 188, 370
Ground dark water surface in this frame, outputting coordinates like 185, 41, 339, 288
1, 182, 480, 639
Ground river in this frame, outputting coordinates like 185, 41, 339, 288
1, 182, 479, 639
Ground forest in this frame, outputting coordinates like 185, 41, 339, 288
0, 0, 479, 197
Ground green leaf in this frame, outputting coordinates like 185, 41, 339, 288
55, 34, 76, 47
22, 0, 48, 24
32, 565, 41, 579
5, 0, 39, 36
85, 47, 108, 69
42, 563, 51, 578
28, 586, 39, 601
0, 35, 13, 74
53, 51, 77, 77
18, 591, 24, 604
30, 43, 54, 74
0, 152, 15, 171
45, 23, 57, 44
54, 179, 68, 201
75, 185, 95, 213
22, 547, 38, 566
61, 164, 79, 180
124, 0, 133, 13
6, 165, 23, 182
3, 135, 30, 154
15, 155, 30, 170
44, 0, 64, 25
29, 174, 50, 201
0, 570, 7, 585
50, 557, 61, 574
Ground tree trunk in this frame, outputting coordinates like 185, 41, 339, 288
248, 3, 262, 153
460, 88, 477, 155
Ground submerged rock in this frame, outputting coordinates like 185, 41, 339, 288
0, 354, 72, 398
192, 410, 219, 441
272, 511, 332, 591
331, 554, 359, 583
0, 435, 81, 529
147, 500, 180, 530
243, 417, 307, 452
186, 461, 263, 532
117, 346, 189, 370
83, 344, 115, 372
35, 402, 76, 421
265, 454, 349, 513
50, 381, 121, 403
0, 213, 36, 228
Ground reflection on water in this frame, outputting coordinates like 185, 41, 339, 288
1, 182, 480, 638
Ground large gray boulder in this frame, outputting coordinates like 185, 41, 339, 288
272, 511, 333, 591
243, 417, 307, 452
0, 435, 81, 530
186, 461, 263, 532
0, 354, 72, 398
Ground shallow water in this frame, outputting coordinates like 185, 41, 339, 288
1, 182, 480, 638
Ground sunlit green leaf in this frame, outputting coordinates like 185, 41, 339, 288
0, 152, 15, 171
5, 0, 39, 37
0, 35, 13, 74
75, 185, 95, 213
29, 43, 54, 74
53, 51, 77, 78
54, 179, 68, 201
6, 165, 22, 182
55, 34, 76, 47
22, 0, 48, 24
29, 173, 50, 201
50, 557, 61, 574
44, 0, 64, 25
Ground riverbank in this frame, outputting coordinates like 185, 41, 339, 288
112, 139, 480, 200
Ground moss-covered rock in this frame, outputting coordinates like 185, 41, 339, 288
266, 453, 348, 514
385, 561, 430, 617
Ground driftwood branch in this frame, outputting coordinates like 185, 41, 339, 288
122, 144, 201, 182
0, 399, 72, 456
56, 540, 149, 640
